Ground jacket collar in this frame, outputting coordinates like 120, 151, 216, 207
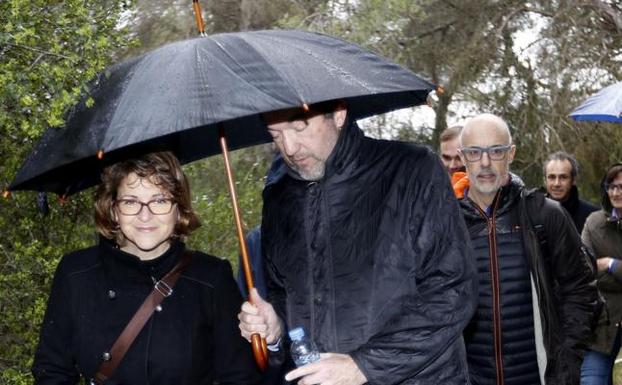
460, 174, 523, 219
323, 118, 363, 180
605, 210, 622, 229
544, 185, 580, 214
98, 236, 185, 282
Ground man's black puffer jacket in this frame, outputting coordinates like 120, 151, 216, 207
459, 178, 600, 385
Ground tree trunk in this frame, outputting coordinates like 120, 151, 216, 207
432, 91, 452, 149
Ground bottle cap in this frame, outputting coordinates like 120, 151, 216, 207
288, 327, 305, 341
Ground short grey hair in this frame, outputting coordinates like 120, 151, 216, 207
543, 151, 579, 179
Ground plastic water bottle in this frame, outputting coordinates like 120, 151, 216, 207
289, 327, 320, 367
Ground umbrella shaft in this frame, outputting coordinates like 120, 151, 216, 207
192, 0, 205, 34
218, 128, 256, 295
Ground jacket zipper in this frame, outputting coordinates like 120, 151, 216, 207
473, 197, 504, 385
305, 181, 318, 341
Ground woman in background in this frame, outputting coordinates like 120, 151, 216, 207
581, 163, 622, 385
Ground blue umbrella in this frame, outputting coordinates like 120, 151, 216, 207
570, 81, 622, 123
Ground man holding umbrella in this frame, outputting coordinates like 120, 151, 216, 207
239, 100, 478, 384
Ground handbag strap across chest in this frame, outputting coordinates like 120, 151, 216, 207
91, 251, 193, 385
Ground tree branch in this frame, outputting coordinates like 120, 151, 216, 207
6, 43, 76, 62
438, 0, 464, 12
522, 6, 555, 18
588, 0, 622, 33
416, 20, 458, 39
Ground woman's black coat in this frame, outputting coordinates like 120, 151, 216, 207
32, 239, 260, 385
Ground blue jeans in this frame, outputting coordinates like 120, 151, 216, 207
581, 350, 615, 385
581, 327, 621, 385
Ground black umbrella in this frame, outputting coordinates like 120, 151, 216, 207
9, 29, 435, 195
8, 29, 436, 369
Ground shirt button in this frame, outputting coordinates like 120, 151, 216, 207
101, 352, 111, 361
314, 296, 322, 305
107, 290, 116, 299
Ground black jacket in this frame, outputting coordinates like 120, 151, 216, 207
462, 181, 540, 385
262, 121, 478, 384
32, 239, 260, 385
460, 178, 600, 385
543, 185, 599, 234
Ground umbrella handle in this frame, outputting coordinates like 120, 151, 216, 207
251, 333, 269, 371
219, 127, 270, 371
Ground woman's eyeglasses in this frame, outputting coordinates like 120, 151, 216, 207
605, 183, 622, 194
115, 198, 175, 215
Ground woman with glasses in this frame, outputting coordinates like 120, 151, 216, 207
32, 152, 260, 385
581, 163, 622, 385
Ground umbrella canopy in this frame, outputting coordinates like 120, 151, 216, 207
570, 81, 622, 123
9, 29, 435, 196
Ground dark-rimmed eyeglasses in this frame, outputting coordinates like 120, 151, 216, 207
605, 183, 622, 194
114, 198, 176, 216
460, 145, 512, 162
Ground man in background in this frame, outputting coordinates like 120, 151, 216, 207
439, 125, 465, 177
543, 151, 598, 233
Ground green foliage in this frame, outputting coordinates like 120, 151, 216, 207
0, 0, 135, 381
0, 192, 97, 381
184, 144, 274, 270
0, 368, 32, 385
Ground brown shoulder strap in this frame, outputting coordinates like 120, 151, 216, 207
92, 251, 193, 385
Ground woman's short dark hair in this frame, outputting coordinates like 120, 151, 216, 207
94, 151, 200, 243
605, 164, 622, 185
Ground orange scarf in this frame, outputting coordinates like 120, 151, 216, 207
451, 171, 469, 199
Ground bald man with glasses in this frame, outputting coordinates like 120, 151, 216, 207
455, 113, 600, 385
